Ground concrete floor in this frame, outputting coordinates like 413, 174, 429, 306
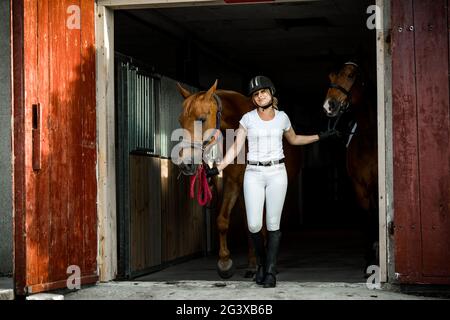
61, 228, 445, 300
135, 228, 367, 283
63, 280, 436, 300
7, 228, 446, 300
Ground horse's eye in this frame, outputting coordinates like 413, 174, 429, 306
348, 73, 355, 79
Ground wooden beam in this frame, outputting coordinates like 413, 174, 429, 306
97, 0, 320, 10
97, 0, 221, 10
391, 0, 422, 284
376, 0, 394, 284
95, 4, 117, 282
27, 275, 98, 294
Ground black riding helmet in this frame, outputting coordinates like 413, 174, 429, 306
248, 76, 276, 96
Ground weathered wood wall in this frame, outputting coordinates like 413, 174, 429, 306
160, 160, 205, 263
392, 0, 450, 284
129, 155, 162, 273
14, 0, 97, 294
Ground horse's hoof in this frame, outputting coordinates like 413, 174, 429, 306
217, 259, 235, 279
244, 270, 255, 279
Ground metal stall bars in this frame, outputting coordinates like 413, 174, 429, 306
115, 53, 207, 279
115, 53, 161, 278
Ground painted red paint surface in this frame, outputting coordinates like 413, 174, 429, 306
392, 0, 450, 284
14, 0, 97, 294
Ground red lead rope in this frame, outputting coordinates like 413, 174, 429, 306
189, 165, 213, 206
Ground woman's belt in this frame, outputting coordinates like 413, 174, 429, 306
247, 158, 285, 166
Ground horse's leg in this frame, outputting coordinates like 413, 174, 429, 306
216, 177, 241, 279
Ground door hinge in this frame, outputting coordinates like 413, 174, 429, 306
388, 221, 395, 236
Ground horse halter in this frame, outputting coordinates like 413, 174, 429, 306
328, 62, 359, 114
204, 93, 223, 148
327, 62, 359, 135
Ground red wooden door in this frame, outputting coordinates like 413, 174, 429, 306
13, 0, 97, 294
392, 0, 450, 284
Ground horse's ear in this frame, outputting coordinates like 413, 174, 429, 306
205, 79, 218, 99
176, 82, 192, 99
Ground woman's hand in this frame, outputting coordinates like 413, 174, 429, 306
205, 166, 220, 178
318, 129, 339, 140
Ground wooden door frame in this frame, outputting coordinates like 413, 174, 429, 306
95, 0, 391, 283
95, 0, 224, 283
376, 0, 392, 284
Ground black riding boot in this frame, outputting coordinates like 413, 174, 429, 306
263, 230, 281, 288
250, 231, 266, 285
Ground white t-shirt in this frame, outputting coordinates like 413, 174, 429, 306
239, 109, 292, 162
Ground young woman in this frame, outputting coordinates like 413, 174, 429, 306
207, 76, 337, 288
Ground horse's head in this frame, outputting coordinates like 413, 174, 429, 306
176, 80, 222, 175
323, 62, 362, 117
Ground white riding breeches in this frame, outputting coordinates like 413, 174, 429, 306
243, 163, 288, 233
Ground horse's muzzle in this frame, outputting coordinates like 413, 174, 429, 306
323, 99, 338, 117
179, 162, 199, 176
323, 99, 347, 117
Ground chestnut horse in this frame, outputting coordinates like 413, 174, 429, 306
176, 80, 300, 278
323, 62, 379, 270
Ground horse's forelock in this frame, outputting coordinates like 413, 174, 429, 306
182, 94, 206, 118
195, 92, 214, 113
183, 95, 198, 117
182, 91, 219, 126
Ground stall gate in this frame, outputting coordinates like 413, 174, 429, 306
115, 55, 206, 278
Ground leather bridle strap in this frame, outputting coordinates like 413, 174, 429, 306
329, 83, 352, 98
202, 93, 223, 148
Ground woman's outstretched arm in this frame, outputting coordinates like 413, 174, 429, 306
283, 127, 319, 146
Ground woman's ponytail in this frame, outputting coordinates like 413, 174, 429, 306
272, 97, 279, 110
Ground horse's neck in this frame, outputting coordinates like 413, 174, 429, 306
350, 99, 377, 149
216, 90, 253, 130
351, 85, 376, 128
352, 82, 377, 127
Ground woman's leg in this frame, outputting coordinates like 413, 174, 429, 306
243, 167, 265, 233
265, 165, 288, 231
244, 167, 266, 284
262, 165, 287, 288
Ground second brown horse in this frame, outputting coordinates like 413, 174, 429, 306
323, 62, 379, 271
